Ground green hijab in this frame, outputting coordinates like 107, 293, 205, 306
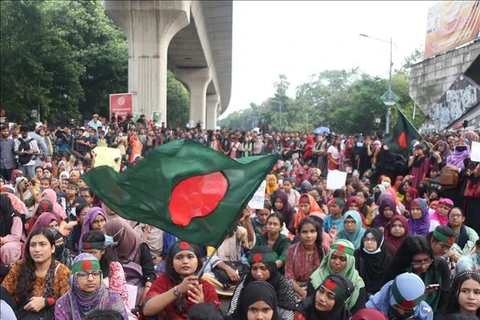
310, 239, 365, 310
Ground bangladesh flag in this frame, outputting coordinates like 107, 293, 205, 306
82, 139, 278, 246
385, 108, 421, 155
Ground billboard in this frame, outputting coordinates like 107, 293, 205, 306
109, 93, 133, 119
424, 1, 480, 58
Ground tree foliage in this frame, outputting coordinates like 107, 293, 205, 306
1, 0, 189, 126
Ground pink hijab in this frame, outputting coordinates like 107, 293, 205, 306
429, 198, 454, 226
33, 189, 67, 220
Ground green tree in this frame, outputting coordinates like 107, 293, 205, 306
166, 70, 189, 128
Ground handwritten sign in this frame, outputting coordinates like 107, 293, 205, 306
248, 180, 266, 209
326, 170, 347, 191
471, 141, 480, 162
92, 147, 122, 172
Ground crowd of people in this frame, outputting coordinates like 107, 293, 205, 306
0, 114, 479, 320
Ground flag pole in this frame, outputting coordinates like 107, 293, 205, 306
196, 248, 218, 278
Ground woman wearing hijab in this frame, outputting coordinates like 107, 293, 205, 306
49, 227, 72, 267
266, 174, 278, 196
429, 198, 454, 229
408, 198, 431, 236
31, 212, 60, 230
295, 274, 354, 320
55, 253, 128, 320
384, 215, 409, 256
308, 239, 367, 314
366, 272, 434, 320
79, 207, 108, 250
228, 246, 296, 319
447, 207, 479, 263
14, 176, 36, 213
271, 191, 297, 234
294, 194, 325, 231
371, 196, 397, 233
0, 194, 24, 266
105, 217, 156, 301
336, 210, 365, 250
231, 281, 282, 320
354, 228, 392, 295
402, 187, 418, 217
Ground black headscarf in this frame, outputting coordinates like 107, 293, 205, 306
244, 246, 281, 291
296, 274, 353, 320
233, 281, 281, 320
354, 227, 392, 294
0, 194, 17, 237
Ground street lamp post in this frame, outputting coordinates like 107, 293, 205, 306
359, 34, 395, 134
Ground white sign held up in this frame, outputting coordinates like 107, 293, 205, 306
471, 141, 480, 162
326, 170, 347, 191
248, 180, 267, 209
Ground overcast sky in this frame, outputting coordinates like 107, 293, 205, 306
221, 1, 436, 118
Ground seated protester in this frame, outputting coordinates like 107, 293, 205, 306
283, 178, 300, 209
385, 236, 450, 312
1, 228, 71, 318
427, 226, 456, 267
350, 308, 389, 320
143, 241, 220, 319
366, 272, 434, 320
14, 177, 36, 214
295, 274, 354, 320
294, 194, 325, 232
104, 217, 156, 304
209, 208, 255, 287
371, 195, 397, 233
271, 191, 297, 234
285, 217, 329, 301
50, 228, 73, 267
356, 190, 373, 226
455, 240, 480, 275
336, 210, 365, 250
28, 198, 54, 233
34, 188, 70, 235
354, 228, 392, 296
55, 253, 128, 320
79, 207, 114, 249
251, 200, 271, 235
228, 246, 296, 319
254, 213, 292, 271
346, 196, 368, 228
0, 194, 24, 266
323, 198, 346, 234
31, 212, 60, 230
429, 198, 454, 229
384, 215, 409, 256
81, 231, 137, 320
308, 239, 367, 314
447, 207, 479, 263
66, 203, 90, 255
408, 199, 431, 236
230, 281, 282, 320
434, 271, 480, 320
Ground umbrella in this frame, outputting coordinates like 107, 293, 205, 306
313, 126, 331, 135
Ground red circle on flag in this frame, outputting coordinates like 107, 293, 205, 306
82, 260, 93, 271
169, 172, 228, 227
397, 132, 407, 149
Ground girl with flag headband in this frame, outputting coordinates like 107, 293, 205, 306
408, 198, 431, 236
54, 253, 128, 320
427, 225, 456, 264
228, 246, 296, 319
366, 272, 433, 320
295, 274, 354, 320
308, 239, 366, 314
143, 241, 219, 320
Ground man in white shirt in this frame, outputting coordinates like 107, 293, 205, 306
14, 125, 40, 179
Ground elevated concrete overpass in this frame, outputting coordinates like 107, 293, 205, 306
104, 1, 232, 129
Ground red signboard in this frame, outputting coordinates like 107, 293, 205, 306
109, 93, 133, 118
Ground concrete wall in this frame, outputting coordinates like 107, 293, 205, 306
409, 41, 480, 117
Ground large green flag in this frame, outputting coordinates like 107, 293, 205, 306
385, 108, 421, 155
83, 139, 278, 246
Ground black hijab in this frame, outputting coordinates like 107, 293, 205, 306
0, 194, 17, 237
296, 274, 353, 320
233, 281, 281, 320
354, 227, 392, 294
244, 246, 281, 291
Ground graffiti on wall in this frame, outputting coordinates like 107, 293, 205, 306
431, 75, 480, 130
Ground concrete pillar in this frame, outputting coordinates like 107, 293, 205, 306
104, 1, 191, 126
174, 68, 211, 129
206, 95, 219, 130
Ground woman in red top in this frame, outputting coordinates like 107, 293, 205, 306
143, 241, 219, 320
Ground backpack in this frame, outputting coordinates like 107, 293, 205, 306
18, 137, 34, 165
439, 165, 459, 189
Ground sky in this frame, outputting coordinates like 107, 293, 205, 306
221, 1, 436, 118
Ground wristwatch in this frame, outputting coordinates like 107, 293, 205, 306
173, 286, 181, 297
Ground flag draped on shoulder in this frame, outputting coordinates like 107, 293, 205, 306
83, 139, 278, 246
385, 107, 422, 154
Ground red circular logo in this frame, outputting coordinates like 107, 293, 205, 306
179, 241, 190, 250
252, 253, 263, 263
81, 260, 93, 271
84, 242, 91, 249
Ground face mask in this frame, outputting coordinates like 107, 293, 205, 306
382, 181, 390, 188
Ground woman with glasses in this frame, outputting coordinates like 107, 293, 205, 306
354, 228, 392, 296
426, 226, 456, 267
385, 235, 450, 312
55, 253, 128, 320
447, 207, 479, 264
336, 210, 365, 250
